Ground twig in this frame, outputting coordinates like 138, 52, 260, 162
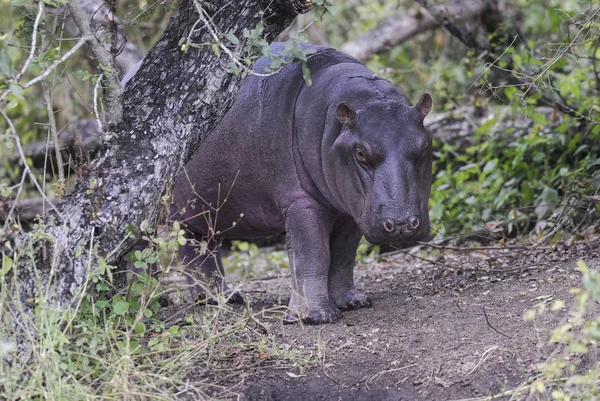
93, 73, 104, 132
415, 0, 592, 121
482, 308, 512, 339
416, 241, 529, 251
464, 346, 499, 377
42, 81, 65, 195
21, 36, 88, 91
67, 0, 122, 125
0, 1, 44, 104
365, 363, 417, 390
2, 171, 27, 229
190, 0, 286, 78
0, 108, 64, 221
414, 0, 480, 49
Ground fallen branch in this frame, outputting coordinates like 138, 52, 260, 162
341, 0, 488, 61
0, 198, 56, 223
16, 119, 101, 173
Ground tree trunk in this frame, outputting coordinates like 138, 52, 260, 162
10, 0, 314, 310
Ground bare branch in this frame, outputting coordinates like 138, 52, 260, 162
0, 108, 63, 221
0, 1, 44, 104
42, 83, 66, 197
21, 36, 88, 90
67, 0, 122, 127
342, 0, 488, 61
415, 0, 590, 120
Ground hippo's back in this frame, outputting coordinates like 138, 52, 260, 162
172, 44, 364, 238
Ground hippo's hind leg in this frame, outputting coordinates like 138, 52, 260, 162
178, 233, 243, 303
328, 218, 372, 311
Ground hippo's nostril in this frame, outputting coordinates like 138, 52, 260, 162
383, 219, 395, 233
408, 216, 420, 229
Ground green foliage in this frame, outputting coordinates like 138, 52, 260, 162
224, 240, 289, 278
429, 109, 599, 236
519, 260, 600, 400
355, 238, 380, 262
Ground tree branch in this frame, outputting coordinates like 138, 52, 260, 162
341, 0, 488, 61
66, 0, 122, 127
60, 0, 144, 73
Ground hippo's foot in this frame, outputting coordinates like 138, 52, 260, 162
285, 297, 342, 325
331, 287, 372, 311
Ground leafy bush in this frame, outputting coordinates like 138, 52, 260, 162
519, 260, 600, 400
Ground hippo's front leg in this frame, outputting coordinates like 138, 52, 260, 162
285, 198, 342, 324
328, 218, 372, 310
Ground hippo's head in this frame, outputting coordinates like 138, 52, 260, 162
330, 93, 433, 246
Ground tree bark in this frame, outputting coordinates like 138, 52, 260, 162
10, 0, 314, 311
61, 0, 144, 73
341, 0, 488, 61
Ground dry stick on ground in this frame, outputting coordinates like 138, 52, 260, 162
482, 308, 512, 339
365, 364, 418, 391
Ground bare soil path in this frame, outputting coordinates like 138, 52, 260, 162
234, 244, 599, 401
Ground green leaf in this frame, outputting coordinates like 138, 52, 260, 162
112, 301, 130, 316
301, 62, 312, 86
530, 113, 548, 124
569, 342, 588, 354
8, 83, 23, 100
133, 321, 146, 335
96, 299, 109, 308
1, 255, 12, 276
504, 86, 516, 101
535, 186, 559, 220
225, 33, 239, 45
0, 49, 13, 77
211, 43, 220, 57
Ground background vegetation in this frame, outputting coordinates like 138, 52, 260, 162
0, 0, 599, 399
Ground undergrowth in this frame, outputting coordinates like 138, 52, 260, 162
0, 223, 315, 400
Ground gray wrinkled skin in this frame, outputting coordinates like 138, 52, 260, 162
172, 43, 433, 324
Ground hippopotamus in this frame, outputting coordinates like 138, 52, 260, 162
168, 43, 433, 324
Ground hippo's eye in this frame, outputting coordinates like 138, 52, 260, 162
355, 147, 368, 165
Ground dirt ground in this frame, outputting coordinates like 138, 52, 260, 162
219, 242, 600, 401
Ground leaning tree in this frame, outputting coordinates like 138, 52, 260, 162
5, 0, 316, 316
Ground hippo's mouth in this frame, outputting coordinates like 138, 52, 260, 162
362, 227, 433, 248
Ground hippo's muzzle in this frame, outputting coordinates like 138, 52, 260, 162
382, 215, 421, 236
362, 213, 432, 247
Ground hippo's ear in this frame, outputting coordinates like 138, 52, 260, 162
415, 92, 432, 118
336, 102, 356, 126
